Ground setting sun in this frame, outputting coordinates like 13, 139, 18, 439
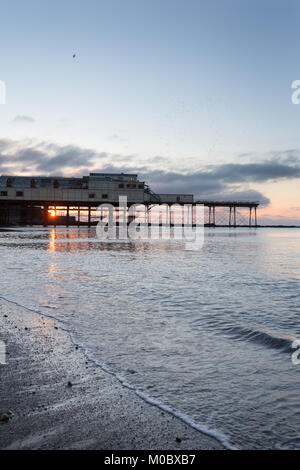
48, 210, 56, 217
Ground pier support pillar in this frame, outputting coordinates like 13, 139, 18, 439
43, 205, 49, 227
30, 204, 34, 226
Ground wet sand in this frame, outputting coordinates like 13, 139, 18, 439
0, 299, 223, 450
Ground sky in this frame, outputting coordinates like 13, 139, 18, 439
0, 0, 300, 224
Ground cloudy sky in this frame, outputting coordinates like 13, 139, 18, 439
1, 0, 300, 224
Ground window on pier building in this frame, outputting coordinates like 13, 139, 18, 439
89, 193, 95, 199
6, 178, 12, 188
0, 191, 7, 196
119, 184, 124, 188
30, 179, 36, 188
176, 196, 181, 202
16, 191, 24, 197
102, 194, 108, 199
53, 180, 59, 189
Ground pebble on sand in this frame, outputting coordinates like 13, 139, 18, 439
0, 414, 9, 423
0, 411, 12, 423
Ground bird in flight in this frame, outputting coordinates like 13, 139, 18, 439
73, 54, 76, 58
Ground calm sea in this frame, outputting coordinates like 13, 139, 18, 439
1, 227, 300, 449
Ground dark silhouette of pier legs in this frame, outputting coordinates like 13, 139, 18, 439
43, 205, 49, 226
0, 200, 259, 228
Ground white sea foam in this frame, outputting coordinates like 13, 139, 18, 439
0, 294, 237, 450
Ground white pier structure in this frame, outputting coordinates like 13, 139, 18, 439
0, 173, 193, 226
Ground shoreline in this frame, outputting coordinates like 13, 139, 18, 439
0, 298, 223, 450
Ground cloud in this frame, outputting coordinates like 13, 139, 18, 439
209, 189, 270, 206
12, 115, 35, 124
145, 155, 171, 165
107, 134, 129, 143
1, 139, 300, 206
210, 160, 300, 183
0, 140, 103, 174
137, 170, 270, 204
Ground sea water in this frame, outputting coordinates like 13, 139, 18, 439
0, 227, 299, 449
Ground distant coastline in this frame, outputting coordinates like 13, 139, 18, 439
0, 225, 300, 232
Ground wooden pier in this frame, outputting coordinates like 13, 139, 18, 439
0, 173, 259, 227
0, 199, 259, 227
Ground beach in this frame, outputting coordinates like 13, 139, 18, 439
0, 298, 223, 450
